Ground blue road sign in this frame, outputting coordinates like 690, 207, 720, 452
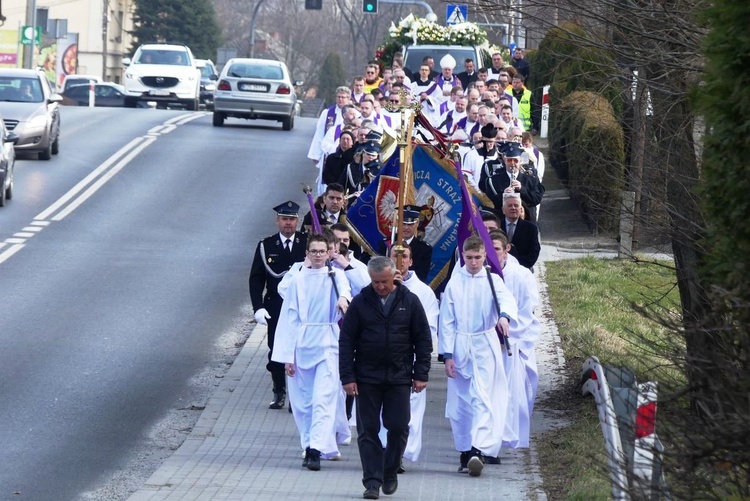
446, 4, 468, 25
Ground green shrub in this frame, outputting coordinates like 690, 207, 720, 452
558, 91, 625, 233
318, 52, 346, 106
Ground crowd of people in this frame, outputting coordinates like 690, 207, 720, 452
249, 48, 544, 500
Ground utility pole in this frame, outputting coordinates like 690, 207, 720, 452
102, 0, 108, 80
248, 0, 265, 58
23, 0, 37, 69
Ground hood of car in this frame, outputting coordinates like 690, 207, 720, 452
0, 101, 47, 123
128, 64, 198, 78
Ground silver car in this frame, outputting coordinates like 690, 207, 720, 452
213, 58, 297, 130
0, 69, 62, 160
0, 119, 18, 207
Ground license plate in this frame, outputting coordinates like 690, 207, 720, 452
240, 83, 267, 92
149, 89, 170, 96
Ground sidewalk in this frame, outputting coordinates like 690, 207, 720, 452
127, 140, 616, 501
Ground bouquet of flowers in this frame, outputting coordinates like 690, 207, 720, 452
387, 14, 489, 46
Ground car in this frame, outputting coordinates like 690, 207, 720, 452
60, 74, 102, 93
196, 59, 218, 110
213, 58, 297, 130
0, 119, 19, 207
61, 82, 126, 107
0, 69, 62, 160
122, 43, 201, 110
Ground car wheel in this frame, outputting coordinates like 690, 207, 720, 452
51, 136, 60, 155
282, 114, 294, 131
186, 98, 198, 111
0, 178, 5, 207
39, 142, 52, 160
5, 173, 12, 200
212, 112, 224, 127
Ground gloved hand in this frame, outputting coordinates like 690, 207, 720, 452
254, 308, 271, 325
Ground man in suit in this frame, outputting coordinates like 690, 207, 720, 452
303, 183, 347, 233
249, 201, 308, 409
456, 58, 479, 90
501, 193, 540, 269
377, 206, 433, 283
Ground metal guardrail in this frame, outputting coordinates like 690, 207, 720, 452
580, 357, 670, 500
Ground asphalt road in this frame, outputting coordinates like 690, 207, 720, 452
0, 107, 316, 500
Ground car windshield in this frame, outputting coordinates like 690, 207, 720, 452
227, 63, 283, 80
199, 64, 216, 78
403, 47, 478, 75
0, 77, 44, 103
136, 49, 190, 66
64, 78, 95, 91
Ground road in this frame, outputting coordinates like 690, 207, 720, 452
0, 107, 316, 501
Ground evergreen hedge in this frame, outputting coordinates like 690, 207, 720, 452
557, 91, 625, 233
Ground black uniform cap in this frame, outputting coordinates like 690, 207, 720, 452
273, 200, 300, 217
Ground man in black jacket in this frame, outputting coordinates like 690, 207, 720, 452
340, 256, 432, 500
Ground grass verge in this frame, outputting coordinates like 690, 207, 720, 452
537, 256, 679, 500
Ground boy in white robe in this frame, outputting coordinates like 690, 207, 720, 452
490, 230, 540, 449
439, 235, 518, 477
272, 234, 352, 471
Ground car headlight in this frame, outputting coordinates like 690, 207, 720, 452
27, 114, 48, 129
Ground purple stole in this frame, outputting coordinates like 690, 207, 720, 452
454, 117, 480, 136
413, 80, 438, 96
374, 114, 392, 127
325, 105, 338, 133
333, 125, 342, 141
439, 101, 450, 115
435, 74, 460, 92
351, 92, 365, 104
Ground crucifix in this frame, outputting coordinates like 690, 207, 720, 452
384, 87, 422, 271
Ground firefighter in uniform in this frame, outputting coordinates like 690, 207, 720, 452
249, 201, 308, 409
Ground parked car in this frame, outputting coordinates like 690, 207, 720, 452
0, 69, 62, 160
122, 43, 201, 110
196, 59, 218, 110
60, 74, 102, 93
213, 58, 297, 130
0, 118, 19, 207
61, 82, 126, 107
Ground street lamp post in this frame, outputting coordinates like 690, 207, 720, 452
249, 0, 265, 58
24, 0, 37, 69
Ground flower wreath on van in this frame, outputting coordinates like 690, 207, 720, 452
375, 14, 504, 67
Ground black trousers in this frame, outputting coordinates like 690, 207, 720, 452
265, 306, 285, 374
356, 382, 411, 489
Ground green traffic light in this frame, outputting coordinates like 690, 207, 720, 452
366, 4, 373, 10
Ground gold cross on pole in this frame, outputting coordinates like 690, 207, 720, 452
383, 87, 422, 271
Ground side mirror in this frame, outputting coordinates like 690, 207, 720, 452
210, 74, 219, 81
48, 93, 63, 104
122, 57, 131, 66
5, 131, 19, 144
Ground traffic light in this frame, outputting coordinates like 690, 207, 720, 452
362, 0, 378, 13
305, 0, 322, 9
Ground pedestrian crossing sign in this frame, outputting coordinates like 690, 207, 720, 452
446, 4, 468, 25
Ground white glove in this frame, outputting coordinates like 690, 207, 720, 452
254, 308, 271, 325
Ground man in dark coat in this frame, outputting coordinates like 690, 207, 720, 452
249, 201, 308, 409
302, 183, 347, 233
340, 256, 432, 500
482, 143, 544, 221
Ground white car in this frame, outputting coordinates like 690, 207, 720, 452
122, 43, 201, 110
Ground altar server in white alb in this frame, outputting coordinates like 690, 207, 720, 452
439, 235, 517, 477
379, 243, 439, 466
272, 234, 352, 472
489, 230, 540, 449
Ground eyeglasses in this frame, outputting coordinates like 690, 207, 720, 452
307, 249, 328, 255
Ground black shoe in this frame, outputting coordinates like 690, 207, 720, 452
269, 391, 286, 410
302, 447, 310, 468
363, 486, 380, 499
457, 451, 471, 473
306, 448, 321, 471
485, 455, 502, 465
468, 447, 484, 477
382, 476, 398, 495
397, 459, 405, 474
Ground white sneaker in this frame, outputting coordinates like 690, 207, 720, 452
327, 451, 342, 461
341, 437, 352, 446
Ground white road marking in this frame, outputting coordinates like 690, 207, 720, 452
0, 112, 209, 267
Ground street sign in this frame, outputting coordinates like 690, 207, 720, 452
446, 4, 468, 25
21, 26, 42, 45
